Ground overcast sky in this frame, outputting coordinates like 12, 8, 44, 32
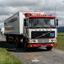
0, 0, 64, 27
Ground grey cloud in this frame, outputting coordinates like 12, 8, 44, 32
0, 7, 13, 15
38, 0, 64, 12
0, 0, 39, 15
0, 0, 64, 26
0, 15, 10, 21
0, 0, 64, 13
0, 0, 38, 7
0, 6, 31, 15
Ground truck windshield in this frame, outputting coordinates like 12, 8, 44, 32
29, 18, 55, 28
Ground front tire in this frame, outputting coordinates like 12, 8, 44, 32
6, 36, 14, 43
23, 37, 28, 48
46, 46, 53, 51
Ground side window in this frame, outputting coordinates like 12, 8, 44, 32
55, 19, 58, 26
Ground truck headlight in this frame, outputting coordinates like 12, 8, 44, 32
29, 39, 38, 43
49, 38, 56, 42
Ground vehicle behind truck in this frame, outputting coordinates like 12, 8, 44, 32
4, 12, 58, 50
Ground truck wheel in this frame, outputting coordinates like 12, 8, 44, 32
6, 36, 10, 43
46, 46, 53, 51
14, 37, 21, 48
6, 36, 9, 43
23, 37, 28, 48
6, 36, 14, 43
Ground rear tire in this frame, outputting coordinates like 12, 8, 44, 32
6, 36, 9, 42
23, 37, 28, 48
6, 36, 14, 43
46, 46, 53, 51
14, 36, 21, 48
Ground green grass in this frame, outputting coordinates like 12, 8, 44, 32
55, 32, 64, 50
0, 48, 21, 64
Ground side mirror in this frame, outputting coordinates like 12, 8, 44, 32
55, 19, 58, 26
24, 18, 29, 27
24, 21, 27, 26
24, 19, 27, 26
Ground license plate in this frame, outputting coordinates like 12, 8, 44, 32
38, 39, 49, 43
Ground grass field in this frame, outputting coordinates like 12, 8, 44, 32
56, 32, 64, 50
0, 48, 21, 64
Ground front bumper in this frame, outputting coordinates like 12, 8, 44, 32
29, 38, 56, 44
27, 43, 57, 48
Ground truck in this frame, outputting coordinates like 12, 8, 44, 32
4, 12, 58, 50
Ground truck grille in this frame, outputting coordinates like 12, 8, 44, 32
31, 31, 55, 39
